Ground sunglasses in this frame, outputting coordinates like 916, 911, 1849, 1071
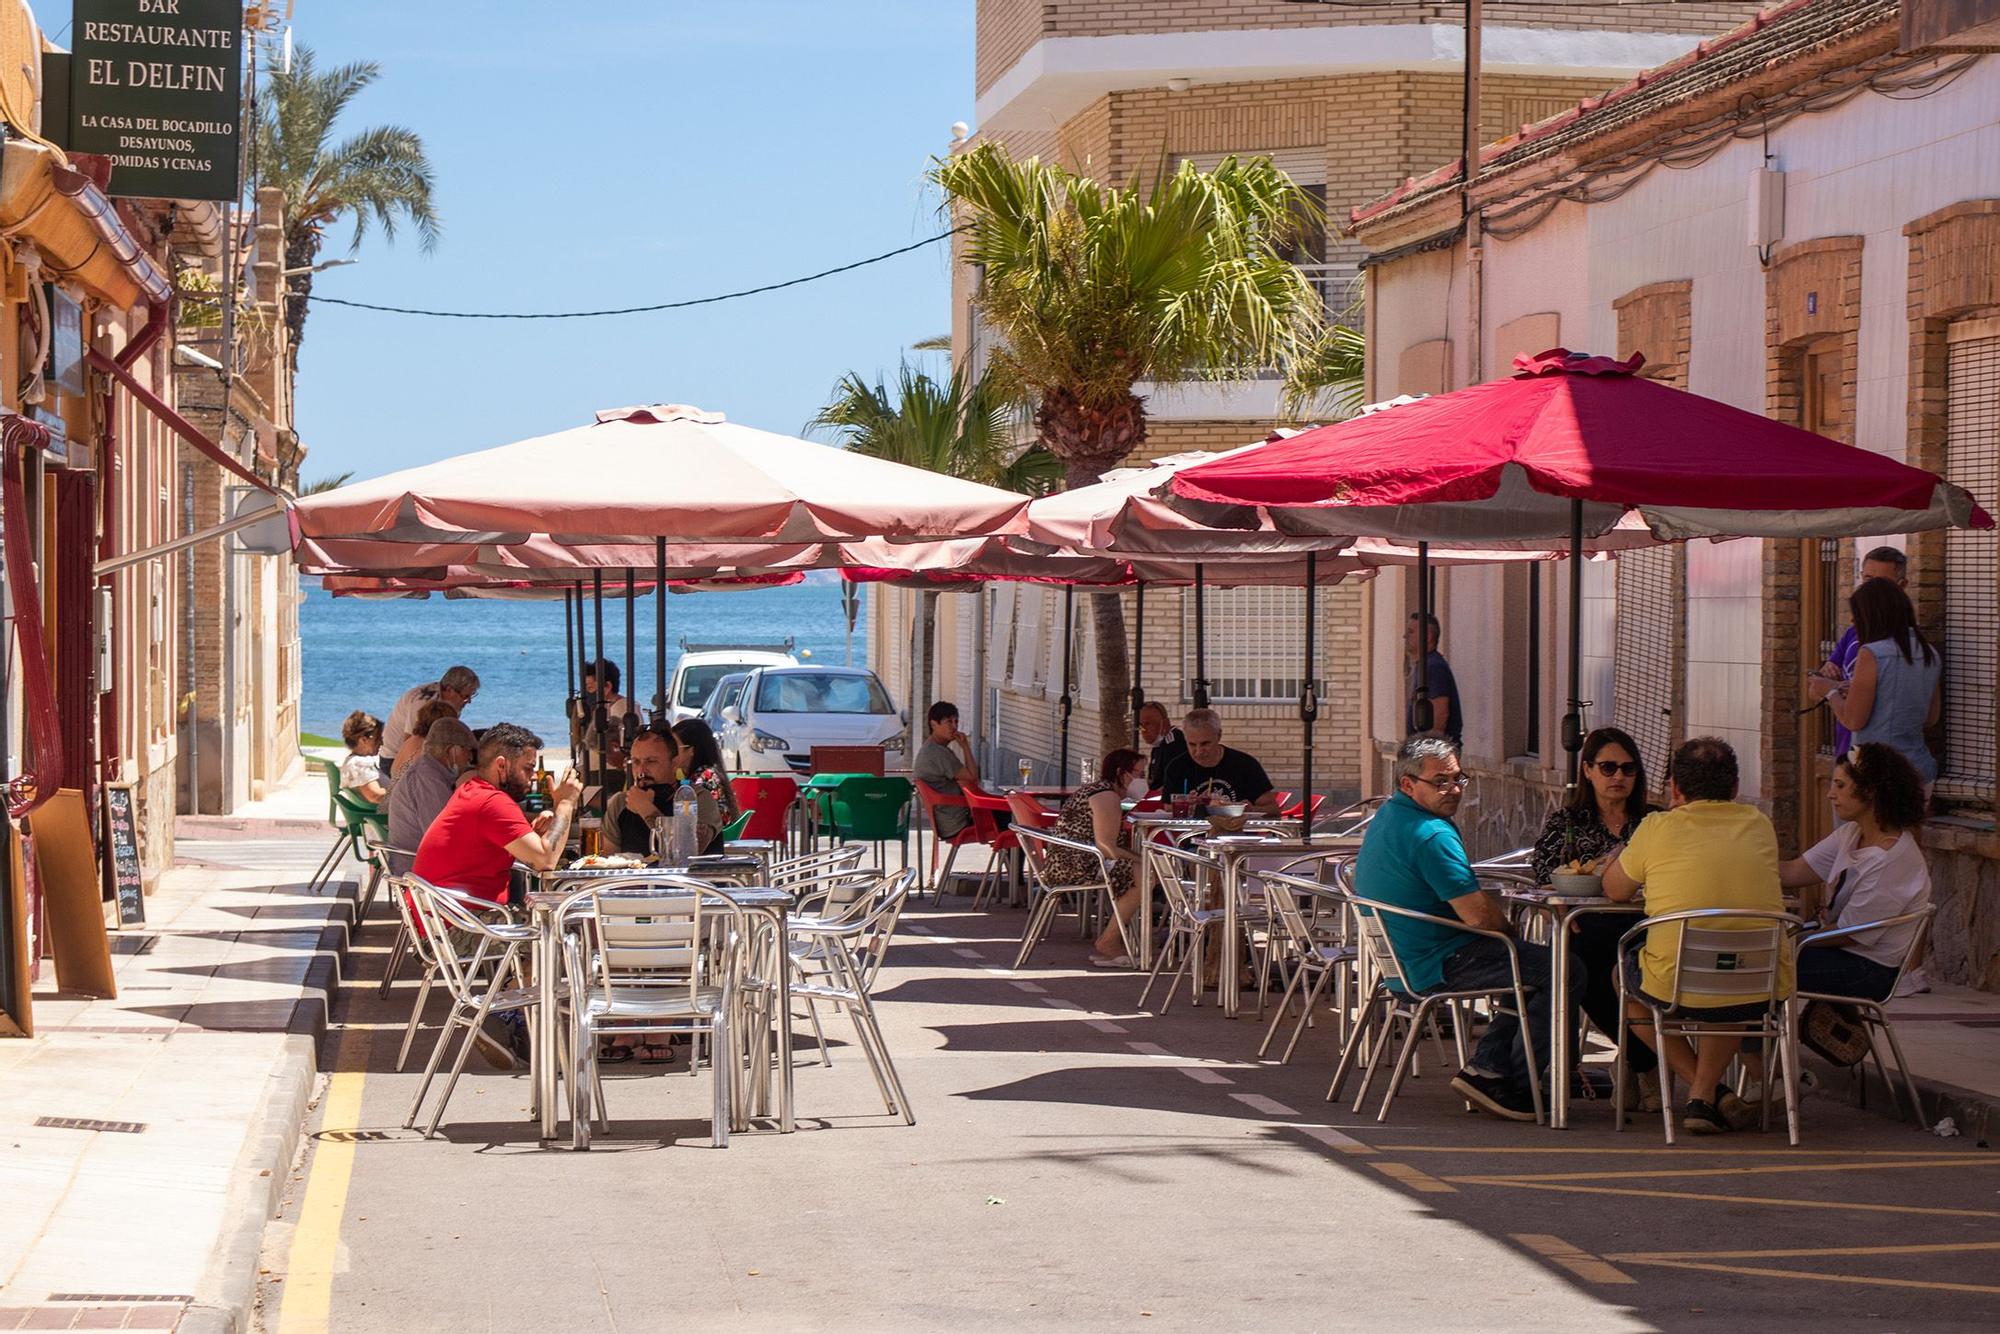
1591, 760, 1640, 777
1411, 774, 1471, 792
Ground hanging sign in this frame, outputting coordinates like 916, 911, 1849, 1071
68, 0, 244, 202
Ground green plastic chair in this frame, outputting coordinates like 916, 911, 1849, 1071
718, 809, 754, 843
825, 776, 914, 870
308, 757, 386, 896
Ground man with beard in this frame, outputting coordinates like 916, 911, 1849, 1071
413, 722, 581, 911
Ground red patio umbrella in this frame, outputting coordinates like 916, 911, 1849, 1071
1169, 349, 1994, 776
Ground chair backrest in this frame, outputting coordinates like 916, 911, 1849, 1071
1146, 842, 1216, 922
1321, 795, 1387, 839
850, 869, 915, 990
1005, 792, 1055, 830
1806, 904, 1935, 990
730, 776, 798, 842
964, 788, 1015, 843
812, 745, 884, 777
1349, 898, 1420, 994
831, 776, 914, 839
916, 779, 992, 842
1642, 908, 1800, 1009
1015, 825, 1098, 887
332, 787, 387, 844
772, 845, 867, 884
583, 878, 744, 1010
789, 868, 884, 922
1472, 846, 1535, 872
407, 876, 518, 1003
718, 810, 754, 843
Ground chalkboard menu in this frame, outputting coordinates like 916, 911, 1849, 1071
103, 785, 144, 926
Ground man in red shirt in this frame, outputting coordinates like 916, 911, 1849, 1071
413, 722, 581, 909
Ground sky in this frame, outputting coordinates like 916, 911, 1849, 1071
272, 1, 972, 485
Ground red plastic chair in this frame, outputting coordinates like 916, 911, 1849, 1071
1280, 793, 1328, 824
1005, 792, 1058, 831
730, 775, 799, 845
963, 789, 1022, 909
917, 780, 1007, 902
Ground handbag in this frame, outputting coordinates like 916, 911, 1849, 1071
1800, 999, 1871, 1066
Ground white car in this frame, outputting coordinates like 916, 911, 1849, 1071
719, 665, 906, 775
666, 642, 797, 724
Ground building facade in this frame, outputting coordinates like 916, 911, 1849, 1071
875, 0, 1768, 793
1352, 0, 2000, 989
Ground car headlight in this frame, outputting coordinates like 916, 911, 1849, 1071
882, 733, 905, 753
748, 728, 790, 754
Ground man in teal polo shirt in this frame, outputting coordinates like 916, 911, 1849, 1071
1355, 735, 1578, 1121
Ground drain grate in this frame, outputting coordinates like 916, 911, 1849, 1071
35, 1116, 147, 1134
49, 1293, 192, 1304
108, 934, 159, 955
315, 1129, 397, 1142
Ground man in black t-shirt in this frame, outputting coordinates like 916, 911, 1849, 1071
1140, 700, 1187, 792
1157, 707, 1281, 814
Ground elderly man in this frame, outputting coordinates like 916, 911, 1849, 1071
1603, 736, 1793, 1135
1355, 735, 1578, 1122
601, 723, 723, 858
412, 722, 580, 909
385, 718, 476, 874
1156, 707, 1280, 815
381, 665, 480, 777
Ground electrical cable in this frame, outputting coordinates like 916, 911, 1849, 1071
304, 226, 964, 320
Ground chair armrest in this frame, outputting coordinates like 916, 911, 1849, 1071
1801, 908, 1930, 951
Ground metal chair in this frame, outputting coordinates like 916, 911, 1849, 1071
1796, 905, 1934, 1127
401, 877, 546, 1138
1473, 846, 1536, 873
788, 869, 916, 1124
1330, 894, 1548, 1125
562, 878, 747, 1149
1137, 842, 1227, 1011
1318, 795, 1387, 840
770, 844, 868, 886
1613, 908, 1805, 1146
1012, 826, 1124, 968
1257, 864, 1360, 1062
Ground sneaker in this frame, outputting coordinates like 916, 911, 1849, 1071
1089, 953, 1136, 968
1682, 1098, 1729, 1134
1894, 966, 1931, 998
1719, 1090, 1761, 1132
472, 1026, 520, 1071
1633, 1069, 1663, 1114
1451, 1069, 1539, 1123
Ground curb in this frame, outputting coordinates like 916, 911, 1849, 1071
1800, 1049, 2000, 1146
178, 871, 359, 1334
176, 814, 331, 839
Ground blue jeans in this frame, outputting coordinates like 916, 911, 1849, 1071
1436, 936, 1582, 1096
1798, 947, 1899, 1003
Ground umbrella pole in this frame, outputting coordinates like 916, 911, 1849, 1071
1130, 582, 1145, 748
653, 538, 667, 723
571, 579, 585, 757
1411, 542, 1434, 733
1302, 553, 1318, 843
1193, 564, 1209, 709
1564, 498, 1585, 787
592, 570, 605, 785
624, 569, 637, 750
1059, 582, 1075, 783
563, 586, 576, 749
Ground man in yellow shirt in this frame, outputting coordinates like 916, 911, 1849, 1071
1603, 737, 1793, 1134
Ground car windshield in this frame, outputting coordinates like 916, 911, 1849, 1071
678, 663, 747, 708
754, 672, 893, 715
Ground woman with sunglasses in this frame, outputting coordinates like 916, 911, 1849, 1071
1529, 726, 1661, 1107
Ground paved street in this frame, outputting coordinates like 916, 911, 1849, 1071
260, 895, 2000, 1333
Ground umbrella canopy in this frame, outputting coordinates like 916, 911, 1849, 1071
1168, 350, 1993, 542
291, 403, 1033, 545
317, 571, 804, 599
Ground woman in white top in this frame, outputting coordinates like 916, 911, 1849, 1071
338, 710, 388, 805
1779, 742, 1931, 1001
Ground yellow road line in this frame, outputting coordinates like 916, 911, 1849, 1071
1445, 1177, 2000, 1219
1611, 1240, 2000, 1263
1617, 1257, 2000, 1296
1371, 1160, 1457, 1193
1447, 1155, 1997, 1185
1510, 1233, 1636, 1285
275, 1022, 374, 1334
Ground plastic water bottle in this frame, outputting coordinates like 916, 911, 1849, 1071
669, 779, 699, 864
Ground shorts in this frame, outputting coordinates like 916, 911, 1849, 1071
1622, 950, 1778, 1024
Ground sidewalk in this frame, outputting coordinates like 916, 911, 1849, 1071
0, 782, 355, 1333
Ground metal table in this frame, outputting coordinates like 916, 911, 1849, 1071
1203, 834, 1360, 1019
1127, 813, 1300, 969
1500, 885, 1643, 1130
527, 863, 793, 1144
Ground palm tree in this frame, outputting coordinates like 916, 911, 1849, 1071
256, 45, 440, 366
931, 144, 1350, 753
809, 361, 1054, 707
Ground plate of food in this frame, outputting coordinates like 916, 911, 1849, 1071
569, 853, 646, 870
1548, 857, 1608, 897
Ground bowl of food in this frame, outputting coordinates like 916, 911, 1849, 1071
1205, 801, 1250, 834
1548, 858, 1606, 897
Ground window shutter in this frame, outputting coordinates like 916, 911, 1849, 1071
1942, 320, 2000, 804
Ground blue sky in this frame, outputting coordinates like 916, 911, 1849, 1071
277, 1, 971, 485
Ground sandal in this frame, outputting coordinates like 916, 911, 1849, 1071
636, 1042, 677, 1064
597, 1042, 635, 1064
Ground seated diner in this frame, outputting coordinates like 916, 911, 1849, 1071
1156, 707, 1281, 816
1040, 747, 1148, 969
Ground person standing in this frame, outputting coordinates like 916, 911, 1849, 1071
1821, 580, 1942, 792
1405, 612, 1462, 747
914, 701, 982, 841
381, 666, 480, 778
1813, 546, 1909, 758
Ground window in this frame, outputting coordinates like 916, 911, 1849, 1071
1524, 570, 1541, 755
1183, 586, 1320, 704
1941, 320, 2000, 804
754, 672, 894, 716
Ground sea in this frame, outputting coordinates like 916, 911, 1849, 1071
299, 573, 866, 744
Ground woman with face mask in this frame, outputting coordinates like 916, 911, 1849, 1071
1041, 748, 1149, 967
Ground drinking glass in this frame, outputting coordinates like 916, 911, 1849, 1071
1080, 758, 1097, 785
1017, 758, 1033, 787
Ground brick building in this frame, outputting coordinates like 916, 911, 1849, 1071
1351, 0, 2000, 989
872, 0, 1766, 796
